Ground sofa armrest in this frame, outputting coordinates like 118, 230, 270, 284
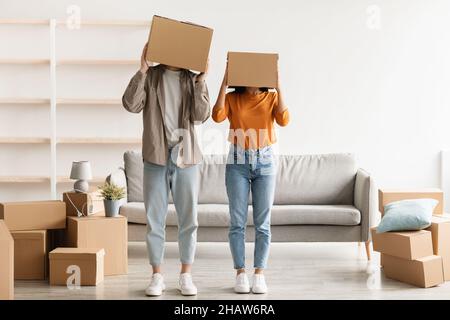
354, 168, 379, 241
105, 167, 128, 205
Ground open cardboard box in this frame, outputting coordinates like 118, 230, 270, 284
146, 15, 213, 72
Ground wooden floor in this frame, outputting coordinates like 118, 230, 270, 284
14, 242, 450, 300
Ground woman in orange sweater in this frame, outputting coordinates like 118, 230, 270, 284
212, 63, 289, 294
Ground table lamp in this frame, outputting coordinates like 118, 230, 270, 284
70, 161, 92, 193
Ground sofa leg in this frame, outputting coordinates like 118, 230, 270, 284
365, 240, 371, 260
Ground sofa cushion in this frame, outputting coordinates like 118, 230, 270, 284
120, 202, 361, 227
124, 151, 144, 203
274, 153, 357, 205
123, 152, 357, 205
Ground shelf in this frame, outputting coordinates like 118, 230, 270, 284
57, 137, 141, 144
57, 59, 139, 66
0, 19, 49, 25
56, 176, 106, 184
0, 137, 50, 144
56, 98, 121, 105
0, 19, 150, 27
56, 19, 151, 27
0, 176, 49, 183
0, 98, 50, 105
0, 59, 50, 65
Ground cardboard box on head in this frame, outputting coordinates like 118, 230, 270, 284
146, 15, 213, 72
227, 52, 278, 88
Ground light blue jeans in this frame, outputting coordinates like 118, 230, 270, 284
143, 151, 199, 267
225, 144, 277, 270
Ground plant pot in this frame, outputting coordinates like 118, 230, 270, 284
103, 199, 121, 218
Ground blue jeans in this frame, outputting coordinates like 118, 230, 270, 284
143, 151, 199, 267
225, 144, 277, 269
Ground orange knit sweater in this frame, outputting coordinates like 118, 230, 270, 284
212, 91, 289, 149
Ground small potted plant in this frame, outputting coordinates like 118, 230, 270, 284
98, 182, 126, 217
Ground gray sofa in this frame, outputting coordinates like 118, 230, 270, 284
107, 151, 378, 259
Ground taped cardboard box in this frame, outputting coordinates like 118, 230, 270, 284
67, 216, 127, 276
49, 248, 105, 286
227, 52, 278, 88
371, 227, 433, 260
146, 15, 213, 72
427, 214, 450, 280
382, 254, 444, 288
63, 189, 104, 217
0, 201, 66, 231
378, 188, 443, 216
11, 230, 48, 280
0, 220, 14, 300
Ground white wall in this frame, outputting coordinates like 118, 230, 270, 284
0, 0, 450, 202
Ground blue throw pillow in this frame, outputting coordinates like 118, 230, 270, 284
376, 198, 438, 233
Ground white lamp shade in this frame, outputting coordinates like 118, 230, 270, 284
70, 161, 92, 180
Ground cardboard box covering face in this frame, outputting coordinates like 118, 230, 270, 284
49, 247, 105, 286
0, 220, 14, 300
0, 201, 66, 231
63, 189, 104, 217
371, 227, 433, 260
66, 216, 127, 276
146, 15, 213, 72
227, 52, 279, 88
11, 230, 48, 280
382, 254, 444, 288
378, 189, 444, 216
427, 214, 450, 280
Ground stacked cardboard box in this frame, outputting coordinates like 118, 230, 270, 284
0, 201, 66, 281
0, 220, 14, 300
66, 215, 128, 276
49, 248, 105, 286
63, 189, 105, 217
371, 228, 444, 287
374, 189, 448, 288
11, 230, 48, 280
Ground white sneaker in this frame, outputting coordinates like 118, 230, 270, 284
234, 273, 250, 294
178, 273, 198, 296
145, 273, 165, 296
252, 274, 268, 294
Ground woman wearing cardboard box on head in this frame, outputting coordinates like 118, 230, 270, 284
212, 52, 290, 294
122, 41, 210, 297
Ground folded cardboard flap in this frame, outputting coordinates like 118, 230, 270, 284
382, 254, 444, 288
371, 227, 434, 260
227, 51, 279, 88
0, 220, 14, 300
378, 188, 444, 216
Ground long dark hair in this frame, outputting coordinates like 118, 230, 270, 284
230, 86, 269, 94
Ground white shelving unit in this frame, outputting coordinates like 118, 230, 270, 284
0, 18, 149, 198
